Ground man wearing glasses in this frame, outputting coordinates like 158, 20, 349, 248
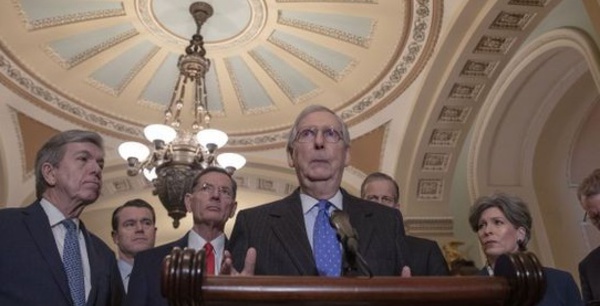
578, 168, 600, 305
224, 104, 409, 277
125, 167, 238, 306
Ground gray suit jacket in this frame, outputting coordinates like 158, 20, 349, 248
0, 201, 123, 306
228, 188, 408, 276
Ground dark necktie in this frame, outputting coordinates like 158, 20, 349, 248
204, 242, 215, 275
312, 200, 341, 276
62, 219, 85, 306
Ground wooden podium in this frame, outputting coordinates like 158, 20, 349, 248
161, 248, 545, 306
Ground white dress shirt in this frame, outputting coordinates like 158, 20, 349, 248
40, 198, 91, 301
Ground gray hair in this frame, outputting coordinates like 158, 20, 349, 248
35, 130, 104, 199
286, 104, 350, 154
468, 193, 532, 250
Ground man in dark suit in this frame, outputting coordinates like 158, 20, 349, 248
0, 130, 123, 306
125, 167, 241, 306
578, 168, 600, 304
225, 105, 408, 276
360, 172, 449, 276
111, 198, 157, 292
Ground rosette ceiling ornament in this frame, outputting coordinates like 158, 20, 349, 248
118, 2, 246, 228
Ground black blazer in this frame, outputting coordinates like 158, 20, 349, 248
580, 246, 600, 304
124, 235, 188, 306
404, 235, 449, 276
228, 188, 408, 276
0, 201, 123, 306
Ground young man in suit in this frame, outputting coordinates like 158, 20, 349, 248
578, 168, 600, 304
0, 130, 123, 306
125, 166, 240, 306
224, 105, 408, 276
111, 198, 157, 292
360, 172, 449, 276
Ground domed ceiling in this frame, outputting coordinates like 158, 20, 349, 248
0, 0, 440, 150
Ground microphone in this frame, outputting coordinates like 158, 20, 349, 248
329, 210, 373, 277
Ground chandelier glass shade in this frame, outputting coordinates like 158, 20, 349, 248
118, 2, 245, 228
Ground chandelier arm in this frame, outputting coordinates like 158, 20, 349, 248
194, 77, 206, 131
118, 2, 246, 229
166, 73, 185, 125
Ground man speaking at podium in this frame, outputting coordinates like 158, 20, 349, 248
224, 105, 409, 276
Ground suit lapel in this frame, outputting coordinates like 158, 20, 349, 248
269, 191, 317, 275
341, 191, 376, 255
81, 222, 99, 306
23, 202, 72, 303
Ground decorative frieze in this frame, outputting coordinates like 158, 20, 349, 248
422, 153, 451, 172
417, 178, 444, 201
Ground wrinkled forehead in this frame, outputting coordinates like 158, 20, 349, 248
198, 171, 234, 188
297, 111, 342, 129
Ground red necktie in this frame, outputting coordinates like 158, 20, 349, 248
204, 242, 215, 275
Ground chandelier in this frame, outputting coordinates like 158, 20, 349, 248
118, 2, 245, 228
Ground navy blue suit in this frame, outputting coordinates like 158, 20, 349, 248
579, 246, 600, 304
481, 266, 582, 305
228, 188, 408, 276
404, 235, 448, 276
124, 235, 188, 306
0, 201, 122, 306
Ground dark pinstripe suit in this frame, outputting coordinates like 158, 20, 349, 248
0, 201, 123, 306
228, 188, 408, 276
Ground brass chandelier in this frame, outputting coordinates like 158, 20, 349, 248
118, 2, 245, 228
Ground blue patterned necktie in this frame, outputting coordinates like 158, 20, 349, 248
312, 200, 341, 276
62, 219, 86, 306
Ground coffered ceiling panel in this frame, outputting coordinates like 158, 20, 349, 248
0, 0, 440, 150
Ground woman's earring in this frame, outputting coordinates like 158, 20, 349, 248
517, 239, 526, 251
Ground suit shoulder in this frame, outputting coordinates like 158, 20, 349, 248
0, 207, 25, 219
405, 235, 438, 247
135, 239, 185, 263
88, 232, 115, 254
543, 267, 576, 283
0, 207, 28, 231
238, 197, 291, 215
580, 246, 600, 267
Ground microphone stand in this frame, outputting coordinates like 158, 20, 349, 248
330, 210, 373, 278
342, 232, 373, 278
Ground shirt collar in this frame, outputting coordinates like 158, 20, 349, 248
118, 259, 133, 276
187, 229, 226, 251
300, 189, 344, 214
40, 198, 80, 228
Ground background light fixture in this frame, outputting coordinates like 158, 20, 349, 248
118, 1, 245, 228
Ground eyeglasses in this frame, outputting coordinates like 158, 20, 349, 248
197, 183, 233, 198
295, 126, 343, 143
365, 195, 396, 206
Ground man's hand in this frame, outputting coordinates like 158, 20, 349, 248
401, 265, 412, 277
220, 248, 256, 276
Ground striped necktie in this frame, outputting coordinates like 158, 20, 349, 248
62, 219, 85, 306
204, 242, 215, 275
